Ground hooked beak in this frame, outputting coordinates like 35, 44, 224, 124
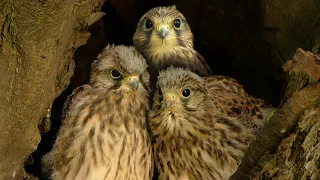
125, 75, 139, 90
166, 100, 172, 108
164, 94, 177, 108
158, 26, 169, 39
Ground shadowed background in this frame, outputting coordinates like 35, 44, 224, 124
25, 0, 320, 178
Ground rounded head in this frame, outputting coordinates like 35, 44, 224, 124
90, 45, 150, 93
156, 66, 206, 110
133, 5, 194, 59
157, 67, 204, 90
150, 67, 208, 137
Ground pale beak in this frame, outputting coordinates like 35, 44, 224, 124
164, 94, 176, 108
166, 100, 173, 108
158, 26, 169, 39
125, 76, 139, 90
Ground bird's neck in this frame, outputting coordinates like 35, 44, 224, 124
93, 89, 149, 128
146, 44, 195, 63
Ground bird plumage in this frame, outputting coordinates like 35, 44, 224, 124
204, 75, 267, 130
149, 67, 269, 180
133, 5, 212, 91
43, 45, 153, 180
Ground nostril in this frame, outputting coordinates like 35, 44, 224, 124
171, 95, 175, 100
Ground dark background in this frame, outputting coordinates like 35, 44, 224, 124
26, 0, 320, 178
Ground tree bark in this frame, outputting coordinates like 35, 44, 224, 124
252, 106, 320, 179
230, 49, 320, 179
1, 0, 320, 179
230, 83, 320, 180
0, 0, 104, 179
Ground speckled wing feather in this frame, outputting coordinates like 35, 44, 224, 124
61, 84, 92, 120
204, 75, 266, 129
42, 85, 92, 178
196, 52, 212, 76
149, 67, 255, 180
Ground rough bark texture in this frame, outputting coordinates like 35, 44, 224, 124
0, 0, 104, 179
230, 49, 320, 179
230, 83, 320, 180
252, 106, 320, 180
0, 0, 320, 179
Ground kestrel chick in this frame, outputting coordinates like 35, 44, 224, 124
133, 5, 212, 89
43, 45, 153, 180
149, 67, 269, 180
203, 75, 272, 130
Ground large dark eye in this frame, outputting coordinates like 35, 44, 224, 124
173, 18, 181, 28
110, 69, 121, 79
145, 19, 152, 30
182, 88, 191, 97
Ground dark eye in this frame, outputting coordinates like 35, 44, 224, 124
173, 18, 181, 28
182, 88, 191, 97
145, 19, 152, 30
110, 69, 121, 79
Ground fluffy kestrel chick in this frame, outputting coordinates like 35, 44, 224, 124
43, 45, 153, 180
149, 67, 269, 180
133, 5, 212, 89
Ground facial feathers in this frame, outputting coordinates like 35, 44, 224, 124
90, 45, 150, 92
43, 45, 153, 180
149, 67, 269, 179
133, 5, 212, 77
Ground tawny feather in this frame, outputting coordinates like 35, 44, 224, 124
149, 67, 270, 180
43, 45, 153, 180
133, 5, 212, 91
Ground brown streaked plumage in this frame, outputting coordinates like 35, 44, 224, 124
42, 45, 153, 180
133, 5, 212, 90
203, 75, 271, 130
149, 67, 271, 180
